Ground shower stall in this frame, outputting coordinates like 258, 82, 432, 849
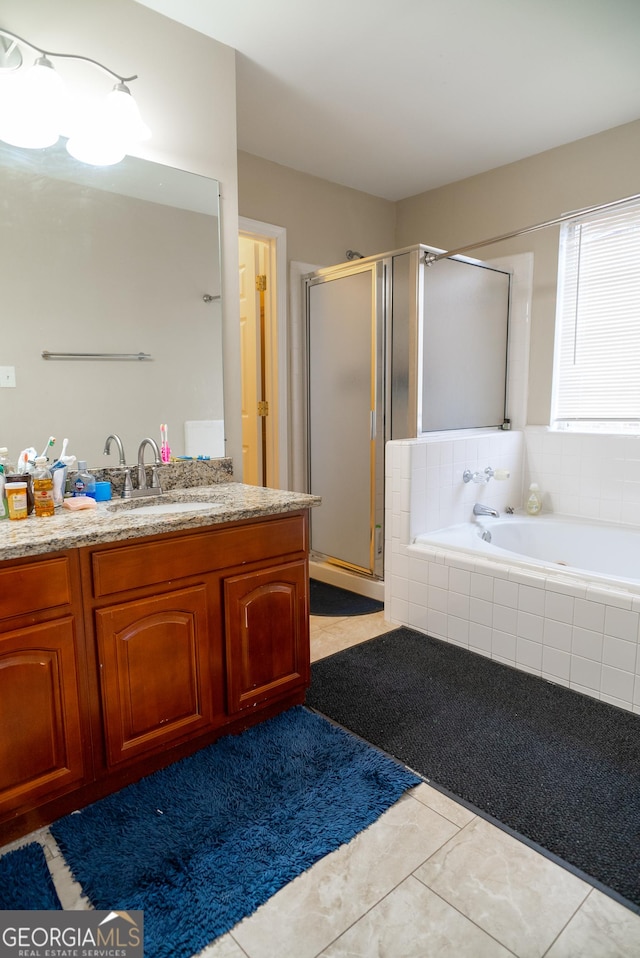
304, 244, 511, 580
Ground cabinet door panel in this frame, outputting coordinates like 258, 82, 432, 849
225, 560, 309, 713
0, 618, 86, 814
96, 585, 216, 766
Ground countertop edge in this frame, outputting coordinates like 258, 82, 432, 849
0, 483, 322, 561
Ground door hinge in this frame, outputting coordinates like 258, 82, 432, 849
257, 400, 269, 416
255, 274, 267, 292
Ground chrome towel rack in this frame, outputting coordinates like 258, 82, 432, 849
42, 351, 152, 361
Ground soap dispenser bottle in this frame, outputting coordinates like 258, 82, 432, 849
73, 461, 96, 498
526, 482, 542, 516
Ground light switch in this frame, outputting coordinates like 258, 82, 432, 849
0, 366, 16, 388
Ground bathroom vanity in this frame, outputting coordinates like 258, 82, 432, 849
0, 483, 320, 843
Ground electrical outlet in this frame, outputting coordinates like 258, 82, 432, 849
0, 366, 16, 388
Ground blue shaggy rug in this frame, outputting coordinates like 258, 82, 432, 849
51, 706, 420, 958
0, 842, 62, 910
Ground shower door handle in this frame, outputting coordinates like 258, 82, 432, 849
370, 409, 376, 440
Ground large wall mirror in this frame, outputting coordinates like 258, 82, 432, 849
0, 140, 223, 467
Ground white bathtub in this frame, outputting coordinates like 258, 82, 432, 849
414, 514, 640, 591
396, 513, 640, 712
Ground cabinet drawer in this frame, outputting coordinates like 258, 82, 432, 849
0, 558, 72, 620
91, 514, 307, 597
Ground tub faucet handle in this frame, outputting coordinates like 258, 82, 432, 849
484, 466, 511, 481
464, 468, 490, 484
464, 467, 511, 484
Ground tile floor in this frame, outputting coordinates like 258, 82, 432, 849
3, 609, 640, 957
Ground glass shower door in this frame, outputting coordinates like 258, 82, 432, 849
306, 262, 383, 576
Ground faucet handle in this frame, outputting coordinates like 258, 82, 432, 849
122, 467, 134, 497
463, 468, 489, 484
150, 464, 163, 491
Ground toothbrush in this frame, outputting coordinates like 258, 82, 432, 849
52, 438, 69, 469
40, 436, 56, 460
160, 424, 171, 463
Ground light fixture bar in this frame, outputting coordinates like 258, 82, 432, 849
0, 27, 150, 165
0, 27, 137, 83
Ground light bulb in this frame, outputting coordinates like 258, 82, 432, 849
0, 55, 64, 149
66, 134, 126, 166
103, 83, 151, 143
65, 82, 150, 166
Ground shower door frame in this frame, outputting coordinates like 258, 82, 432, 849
305, 258, 388, 578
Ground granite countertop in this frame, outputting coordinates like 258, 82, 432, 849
0, 483, 321, 561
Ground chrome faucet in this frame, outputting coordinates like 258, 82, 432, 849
137, 437, 163, 494
103, 433, 134, 498
473, 502, 499, 518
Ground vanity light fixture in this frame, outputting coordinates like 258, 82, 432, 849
0, 27, 150, 165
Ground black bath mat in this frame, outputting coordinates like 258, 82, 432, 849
309, 579, 383, 617
306, 627, 640, 912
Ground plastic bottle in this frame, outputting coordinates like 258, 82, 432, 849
526, 482, 542, 516
0, 447, 12, 520
72, 461, 96, 498
6, 481, 28, 520
0, 465, 6, 520
33, 456, 56, 517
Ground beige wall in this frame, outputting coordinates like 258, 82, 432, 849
3, 0, 242, 464
395, 120, 640, 424
239, 121, 640, 427
238, 151, 396, 268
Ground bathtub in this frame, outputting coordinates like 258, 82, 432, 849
393, 513, 640, 713
415, 514, 640, 590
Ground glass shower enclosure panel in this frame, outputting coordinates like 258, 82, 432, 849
420, 257, 511, 431
306, 263, 384, 576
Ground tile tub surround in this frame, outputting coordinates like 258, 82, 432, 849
385, 435, 640, 714
0, 483, 321, 561
525, 428, 640, 525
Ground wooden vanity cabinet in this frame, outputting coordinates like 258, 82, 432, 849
0, 553, 91, 820
0, 511, 311, 842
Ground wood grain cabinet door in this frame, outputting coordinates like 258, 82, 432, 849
224, 559, 310, 713
95, 585, 217, 767
0, 617, 86, 815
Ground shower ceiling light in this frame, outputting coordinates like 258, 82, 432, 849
0, 27, 150, 165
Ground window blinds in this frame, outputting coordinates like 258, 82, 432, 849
553, 198, 640, 425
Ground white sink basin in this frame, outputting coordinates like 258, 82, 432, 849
120, 501, 226, 517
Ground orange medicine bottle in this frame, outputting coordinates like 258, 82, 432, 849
33, 456, 55, 517
6, 481, 28, 520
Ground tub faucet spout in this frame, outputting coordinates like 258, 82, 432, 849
473, 503, 499, 518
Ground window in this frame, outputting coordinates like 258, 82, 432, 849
551, 197, 640, 432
